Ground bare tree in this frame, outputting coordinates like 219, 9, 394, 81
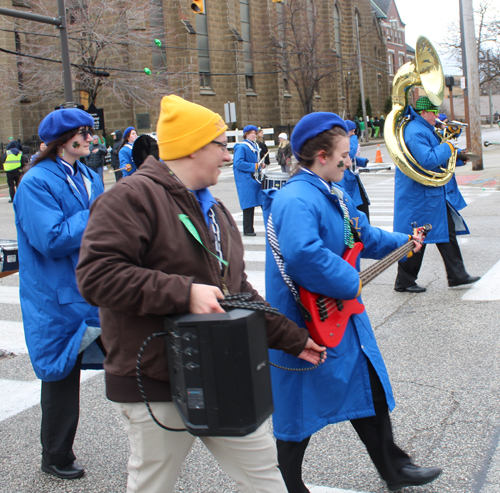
0, 0, 188, 109
261, 0, 350, 115
440, 1, 500, 94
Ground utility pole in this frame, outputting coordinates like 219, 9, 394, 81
459, 0, 483, 170
0, 0, 74, 105
355, 11, 369, 142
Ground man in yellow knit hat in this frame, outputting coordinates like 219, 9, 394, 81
76, 95, 325, 493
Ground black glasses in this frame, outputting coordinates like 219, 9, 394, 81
211, 140, 228, 149
78, 127, 94, 138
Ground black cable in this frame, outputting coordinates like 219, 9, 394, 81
135, 332, 187, 432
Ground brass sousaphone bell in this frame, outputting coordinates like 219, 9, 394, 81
384, 36, 456, 187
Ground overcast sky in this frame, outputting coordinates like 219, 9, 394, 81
397, 0, 462, 75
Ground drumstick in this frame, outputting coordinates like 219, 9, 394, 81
258, 151, 269, 167
109, 167, 128, 173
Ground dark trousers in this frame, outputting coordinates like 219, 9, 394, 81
277, 363, 410, 493
40, 352, 83, 467
6, 169, 22, 200
395, 205, 468, 290
243, 207, 255, 234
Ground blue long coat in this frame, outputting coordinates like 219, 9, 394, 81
264, 171, 409, 442
233, 140, 262, 209
337, 134, 369, 207
14, 157, 104, 381
393, 107, 469, 243
119, 143, 137, 177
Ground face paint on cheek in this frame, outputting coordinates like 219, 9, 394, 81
72, 141, 80, 149
337, 160, 345, 168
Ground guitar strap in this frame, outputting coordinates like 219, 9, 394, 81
266, 214, 311, 322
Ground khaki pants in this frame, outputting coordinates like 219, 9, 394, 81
113, 401, 288, 493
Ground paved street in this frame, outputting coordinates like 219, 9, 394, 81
1, 127, 500, 492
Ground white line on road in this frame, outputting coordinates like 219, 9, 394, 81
0, 320, 27, 353
307, 487, 373, 493
0, 371, 103, 423
463, 259, 500, 300
0, 286, 20, 305
244, 251, 266, 262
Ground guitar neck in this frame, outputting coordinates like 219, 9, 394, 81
360, 241, 414, 285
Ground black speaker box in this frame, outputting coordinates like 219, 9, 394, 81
164, 309, 273, 437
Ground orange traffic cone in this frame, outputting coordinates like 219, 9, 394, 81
375, 144, 383, 163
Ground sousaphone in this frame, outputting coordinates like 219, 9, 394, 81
384, 36, 456, 187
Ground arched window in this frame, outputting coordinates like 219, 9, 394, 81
333, 4, 341, 55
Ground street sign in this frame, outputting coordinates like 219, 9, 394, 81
86, 103, 105, 131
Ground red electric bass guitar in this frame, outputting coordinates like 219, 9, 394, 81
299, 224, 431, 348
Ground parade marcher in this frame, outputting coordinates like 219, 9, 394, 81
233, 124, 263, 236
14, 108, 105, 480
110, 130, 124, 181
263, 111, 442, 493
76, 95, 325, 493
337, 120, 371, 221
257, 127, 270, 167
276, 132, 292, 173
3, 145, 24, 203
394, 96, 480, 293
86, 134, 107, 184
379, 115, 386, 138
118, 126, 138, 177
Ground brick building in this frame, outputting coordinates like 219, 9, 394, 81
0, 0, 391, 145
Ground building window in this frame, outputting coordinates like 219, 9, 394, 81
399, 53, 405, 69
388, 52, 395, 75
283, 77, 290, 93
245, 75, 254, 91
240, 0, 254, 90
333, 4, 341, 55
196, 2, 212, 89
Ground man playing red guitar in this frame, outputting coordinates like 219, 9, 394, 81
264, 112, 442, 492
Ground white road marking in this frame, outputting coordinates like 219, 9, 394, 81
307, 487, 373, 493
245, 271, 265, 297
0, 370, 103, 423
244, 251, 266, 262
0, 320, 27, 353
0, 286, 20, 305
463, 259, 500, 301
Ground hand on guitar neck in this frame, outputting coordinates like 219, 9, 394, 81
299, 223, 431, 348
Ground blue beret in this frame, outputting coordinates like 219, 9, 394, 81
291, 112, 347, 159
123, 126, 135, 139
344, 120, 356, 132
243, 125, 258, 134
38, 108, 94, 144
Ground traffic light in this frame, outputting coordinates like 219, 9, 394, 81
191, 0, 204, 13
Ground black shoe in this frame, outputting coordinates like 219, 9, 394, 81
395, 284, 426, 293
243, 232, 256, 236
449, 275, 480, 287
387, 464, 442, 491
8, 199, 13, 203
41, 462, 85, 480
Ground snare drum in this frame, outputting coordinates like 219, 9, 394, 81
0, 239, 19, 272
261, 172, 290, 190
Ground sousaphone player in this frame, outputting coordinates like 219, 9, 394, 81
385, 36, 480, 293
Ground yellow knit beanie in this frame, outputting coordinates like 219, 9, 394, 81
157, 95, 228, 160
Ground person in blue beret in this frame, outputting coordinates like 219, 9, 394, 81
233, 124, 263, 236
118, 126, 138, 177
263, 112, 442, 492
337, 119, 371, 221
14, 107, 105, 480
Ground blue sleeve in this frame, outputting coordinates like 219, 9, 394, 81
349, 136, 358, 160
233, 145, 257, 173
356, 157, 369, 168
273, 195, 360, 301
405, 123, 452, 170
16, 176, 90, 259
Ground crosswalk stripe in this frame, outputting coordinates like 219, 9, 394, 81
307, 486, 373, 493
0, 320, 27, 353
0, 286, 20, 305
